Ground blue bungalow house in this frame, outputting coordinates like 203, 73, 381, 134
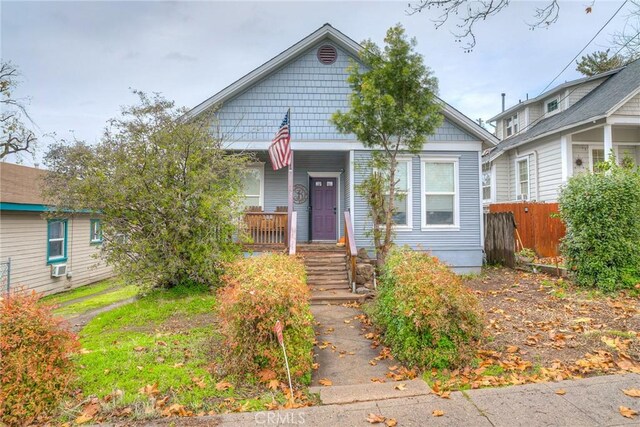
187, 24, 497, 275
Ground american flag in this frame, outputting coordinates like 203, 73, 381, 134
268, 110, 291, 171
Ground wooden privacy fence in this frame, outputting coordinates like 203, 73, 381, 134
484, 212, 516, 268
489, 202, 566, 257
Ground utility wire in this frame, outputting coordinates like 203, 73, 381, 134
538, 0, 629, 96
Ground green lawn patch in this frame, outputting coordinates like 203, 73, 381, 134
42, 279, 119, 306
53, 285, 139, 317
71, 283, 293, 419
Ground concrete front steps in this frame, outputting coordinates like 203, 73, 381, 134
298, 244, 367, 305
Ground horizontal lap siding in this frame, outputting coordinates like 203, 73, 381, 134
258, 151, 347, 241
353, 149, 482, 270
0, 213, 112, 295
216, 42, 357, 142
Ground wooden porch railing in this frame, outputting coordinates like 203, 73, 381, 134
344, 211, 357, 292
288, 211, 297, 255
244, 212, 288, 245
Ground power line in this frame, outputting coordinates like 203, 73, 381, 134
538, 0, 629, 96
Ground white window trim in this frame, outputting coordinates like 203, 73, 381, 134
373, 158, 413, 231
244, 163, 265, 208
545, 96, 560, 117
515, 156, 530, 201
420, 157, 460, 231
505, 113, 518, 138
589, 147, 605, 171
482, 162, 493, 203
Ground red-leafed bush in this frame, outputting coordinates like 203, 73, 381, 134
0, 290, 79, 425
217, 254, 314, 385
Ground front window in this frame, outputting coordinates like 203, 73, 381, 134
90, 219, 103, 243
516, 158, 530, 200
242, 164, 264, 209
505, 114, 518, 137
377, 159, 412, 228
591, 148, 605, 171
386, 160, 412, 227
547, 99, 559, 113
48, 219, 67, 263
422, 159, 458, 228
482, 163, 492, 201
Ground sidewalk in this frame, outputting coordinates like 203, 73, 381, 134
193, 373, 640, 426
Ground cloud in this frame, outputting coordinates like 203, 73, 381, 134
163, 52, 197, 63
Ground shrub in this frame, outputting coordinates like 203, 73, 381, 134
0, 291, 79, 425
558, 160, 640, 292
367, 247, 484, 369
217, 254, 314, 385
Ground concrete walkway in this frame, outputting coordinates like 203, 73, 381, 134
183, 373, 640, 426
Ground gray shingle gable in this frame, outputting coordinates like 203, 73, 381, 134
490, 59, 640, 158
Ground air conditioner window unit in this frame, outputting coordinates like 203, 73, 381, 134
51, 264, 67, 278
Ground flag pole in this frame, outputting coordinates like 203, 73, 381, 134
287, 107, 293, 249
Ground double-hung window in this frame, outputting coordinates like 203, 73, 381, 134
516, 158, 530, 200
380, 159, 412, 228
591, 148, 605, 171
482, 163, 492, 202
90, 219, 103, 243
421, 158, 459, 229
242, 164, 264, 209
47, 219, 67, 263
505, 114, 518, 137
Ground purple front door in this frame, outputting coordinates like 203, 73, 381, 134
310, 177, 337, 241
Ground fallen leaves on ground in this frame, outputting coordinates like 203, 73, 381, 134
395, 383, 407, 391
432, 409, 445, 417
623, 389, 640, 398
386, 418, 398, 426
619, 406, 638, 419
75, 399, 101, 424
319, 378, 333, 386
366, 413, 386, 424
555, 389, 566, 395
139, 383, 160, 397
215, 380, 233, 391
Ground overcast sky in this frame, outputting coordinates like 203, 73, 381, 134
1, 0, 633, 164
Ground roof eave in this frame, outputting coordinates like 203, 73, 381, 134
186, 25, 361, 119
488, 115, 608, 162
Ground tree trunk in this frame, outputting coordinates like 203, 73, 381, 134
377, 156, 396, 267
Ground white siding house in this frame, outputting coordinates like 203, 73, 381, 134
0, 163, 112, 295
484, 60, 640, 206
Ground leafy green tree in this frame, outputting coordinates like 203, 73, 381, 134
44, 91, 250, 288
332, 24, 443, 266
558, 155, 640, 292
575, 50, 626, 76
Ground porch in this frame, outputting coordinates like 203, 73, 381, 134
565, 123, 640, 177
241, 150, 351, 246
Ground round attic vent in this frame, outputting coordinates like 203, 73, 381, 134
317, 45, 337, 65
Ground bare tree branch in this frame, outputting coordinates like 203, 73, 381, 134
1, 61, 37, 159
407, 0, 561, 51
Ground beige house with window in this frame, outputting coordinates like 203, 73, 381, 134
0, 163, 112, 295
483, 59, 640, 206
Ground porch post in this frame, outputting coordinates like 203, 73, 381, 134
560, 134, 573, 183
287, 108, 293, 248
604, 124, 613, 161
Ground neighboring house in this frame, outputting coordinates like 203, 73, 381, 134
187, 24, 498, 273
0, 163, 112, 294
484, 59, 640, 206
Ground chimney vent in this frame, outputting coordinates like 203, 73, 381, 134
501, 93, 506, 112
